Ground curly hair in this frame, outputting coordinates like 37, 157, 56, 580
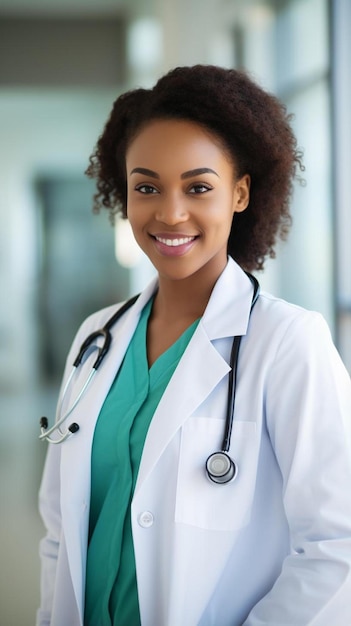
86, 65, 304, 271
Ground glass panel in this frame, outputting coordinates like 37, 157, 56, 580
275, 0, 329, 92
278, 79, 334, 328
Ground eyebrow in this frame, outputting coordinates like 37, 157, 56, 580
129, 166, 219, 179
181, 168, 219, 179
130, 167, 160, 179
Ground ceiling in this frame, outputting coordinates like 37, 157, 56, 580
0, 0, 147, 17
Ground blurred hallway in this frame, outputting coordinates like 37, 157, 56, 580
0, 0, 350, 623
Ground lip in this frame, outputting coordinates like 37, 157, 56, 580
150, 233, 198, 257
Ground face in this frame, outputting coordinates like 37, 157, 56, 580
126, 119, 250, 285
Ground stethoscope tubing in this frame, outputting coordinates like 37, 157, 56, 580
39, 367, 97, 443
221, 275, 260, 453
40, 295, 140, 443
39, 276, 260, 478
222, 335, 242, 452
73, 295, 140, 370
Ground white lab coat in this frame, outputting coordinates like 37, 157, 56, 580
37, 259, 351, 626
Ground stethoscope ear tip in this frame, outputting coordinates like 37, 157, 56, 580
38, 417, 79, 442
68, 423, 79, 434
40, 416, 48, 429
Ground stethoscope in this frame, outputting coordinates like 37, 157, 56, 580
39, 274, 260, 485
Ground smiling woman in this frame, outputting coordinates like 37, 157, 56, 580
87, 65, 301, 272
37, 65, 351, 626
126, 118, 249, 296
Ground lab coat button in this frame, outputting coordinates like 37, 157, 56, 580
138, 511, 154, 528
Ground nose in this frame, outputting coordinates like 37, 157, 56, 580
155, 194, 188, 225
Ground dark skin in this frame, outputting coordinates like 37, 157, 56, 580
146, 283, 212, 367
125, 119, 250, 366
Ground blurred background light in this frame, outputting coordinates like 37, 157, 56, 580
127, 17, 162, 78
115, 216, 143, 268
0, 0, 350, 624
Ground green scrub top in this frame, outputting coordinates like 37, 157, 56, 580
84, 297, 199, 626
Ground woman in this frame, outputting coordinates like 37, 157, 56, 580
37, 65, 351, 626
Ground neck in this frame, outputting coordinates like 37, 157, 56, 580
153, 262, 227, 322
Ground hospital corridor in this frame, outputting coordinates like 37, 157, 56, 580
1, 0, 350, 624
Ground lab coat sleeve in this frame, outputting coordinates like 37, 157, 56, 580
36, 316, 93, 626
37, 444, 62, 626
244, 311, 351, 625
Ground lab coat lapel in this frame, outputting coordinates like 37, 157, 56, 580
135, 258, 254, 492
135, 322, 231, 492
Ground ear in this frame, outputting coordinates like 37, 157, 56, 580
233, 174, 250, 214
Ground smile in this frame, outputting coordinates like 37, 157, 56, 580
154, 236, 196, 247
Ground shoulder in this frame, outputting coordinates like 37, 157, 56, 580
254, 290, 330, 337
253, 292, 351, 395
257, 289, 319, 319
247, 289, 344, 372
77, 294, 143, 340
62, 298, 136, 372
74, 301, 127, 340
72, 276, 158, 343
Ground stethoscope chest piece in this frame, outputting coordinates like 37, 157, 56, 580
206, 451, 237, 484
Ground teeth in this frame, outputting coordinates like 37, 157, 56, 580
155, 236, 195, 247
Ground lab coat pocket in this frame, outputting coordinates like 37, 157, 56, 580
175, 418, 258, 531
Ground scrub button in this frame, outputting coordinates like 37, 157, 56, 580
138, 511, 154, 528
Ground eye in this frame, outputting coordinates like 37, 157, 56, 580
188, 183, 212, 194
135, 184, 159, 194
